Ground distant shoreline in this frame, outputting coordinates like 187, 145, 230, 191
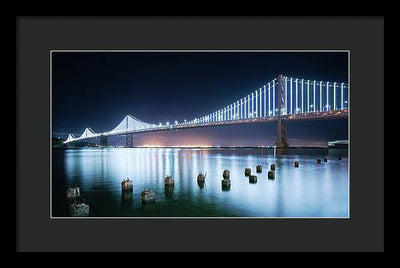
53, 146, 348, 150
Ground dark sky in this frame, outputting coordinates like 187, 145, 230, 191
52, 52, 348, 147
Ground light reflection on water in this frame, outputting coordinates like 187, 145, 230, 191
53, 148, 348, 217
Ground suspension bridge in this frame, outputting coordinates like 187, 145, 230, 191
63, 75, 349, 147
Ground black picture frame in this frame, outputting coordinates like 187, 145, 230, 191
16, 16, 387, 253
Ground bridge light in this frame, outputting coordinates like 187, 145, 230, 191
159, 123, 162, 126
166, 122, 169, 126
175, 120, 178, 125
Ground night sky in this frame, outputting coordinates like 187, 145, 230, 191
52, 52, 348, 147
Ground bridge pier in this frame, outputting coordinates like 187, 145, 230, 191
276, 74, 289, 148
100, 136, 108, 147
125, 133, 133, 147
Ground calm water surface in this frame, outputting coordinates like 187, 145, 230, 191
52, 147, 348, 217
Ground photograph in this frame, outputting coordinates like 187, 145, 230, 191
51, 50, 349, 218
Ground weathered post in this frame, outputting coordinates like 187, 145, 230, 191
165, 175, 174, 186
66, 184, 81, 199
197, 180, 205, 189
223, 170, 230, 180
256, 165, 262, 173
249, 175, 257, 183
244, 168, 251, 176
221, 170, 231, 190
121, 178, 133, 191
141, 188, 156, 204
69, 198, 89, 217
222, 179, 231, 190
268, 170, 275, 179
197, 172, 206, 182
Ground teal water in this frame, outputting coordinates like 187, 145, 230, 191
52, 147, 349, 217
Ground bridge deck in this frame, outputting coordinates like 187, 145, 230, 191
66, 110, 348, 143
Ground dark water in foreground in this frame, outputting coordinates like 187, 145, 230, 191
52, 147, 348, 217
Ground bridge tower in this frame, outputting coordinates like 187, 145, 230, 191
276, 74, 289, 148
126, 133, 133, 147
100, 135, 108, 147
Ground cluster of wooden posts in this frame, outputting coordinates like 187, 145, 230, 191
316, 156, 341, 164
119, 156, 338, 201
246, 164, 274, 183
242, 156, 338, 183
65, 156, 341, 216
121, 177, 156, 204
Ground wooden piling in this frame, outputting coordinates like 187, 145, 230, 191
268, 170, 275, 179
256, 165, 262, 173
221, 179, 231, 189
165, 176, 174, 186
141, 188, 156, 204
197, 172, 206, 182
121, 178, 133, 191
249, 175, 257, 183
66, 184, 81, 198
223, 170, 230, 180
69, 201, 89, 217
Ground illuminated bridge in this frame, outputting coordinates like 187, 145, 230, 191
63, 75, 349, 147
